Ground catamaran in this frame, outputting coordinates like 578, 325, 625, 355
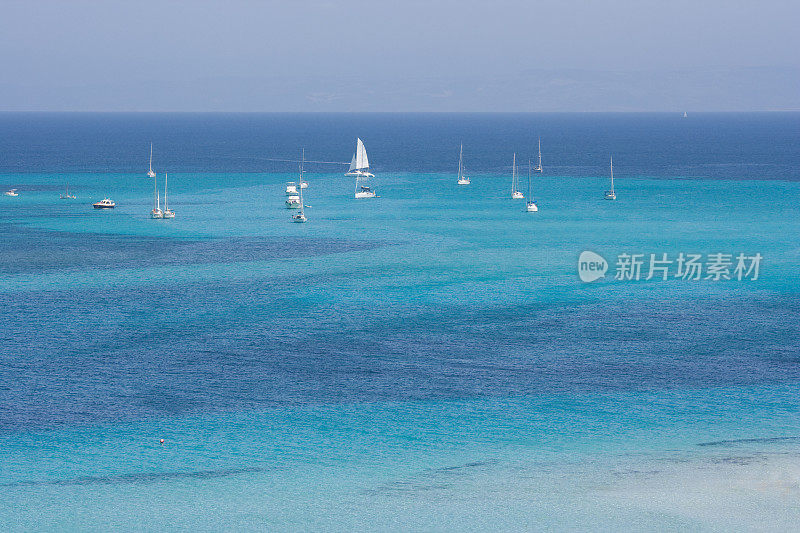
346, 138, 376, 198
604, 156, 617, 200
511, 153, 524, 199
163, 172, 175, 218
292, 150, 307, 223
534, 138, 543, 173
526, 160, 538, 212
4, 188, 19, 197
457, 143, 470, 185
59, 184, 76, 199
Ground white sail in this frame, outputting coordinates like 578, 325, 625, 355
356, 138, 369, 170
348, 153, 357, 172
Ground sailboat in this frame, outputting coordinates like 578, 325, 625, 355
163, 172, 175, 218
457, 143, 470, 185
511, 153, 524, 199
526, 160, 538, 212
59, 184, 76, 199
346, 138, 376, 198
683, 111, 688, 118
148, 143, 156, 179
148, 143, 163, 218
604, 156, 617, 200
285, 182, 298, 195
534, 138, 543, 173
4, 189, 19, 197
292, 150, 307, 223
150, 173, 163, 219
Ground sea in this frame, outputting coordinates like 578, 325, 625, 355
1, 112, 799, 531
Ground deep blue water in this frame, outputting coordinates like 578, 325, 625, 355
1, 112, 799, 178
1, 113, 799, 530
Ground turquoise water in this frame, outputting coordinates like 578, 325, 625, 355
2, 113, 800, 530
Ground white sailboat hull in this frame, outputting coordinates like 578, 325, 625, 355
151, 209, 164, 219
285, 196, 301, 208
512, 191, 524, 199
355, 191, 376, 199
457, 178, 470, 185
163, 210, 175, 219
526, 202, 539, 212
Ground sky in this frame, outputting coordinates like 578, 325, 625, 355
1, 0, 798, 112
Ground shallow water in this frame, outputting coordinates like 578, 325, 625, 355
1, 113, 799, 530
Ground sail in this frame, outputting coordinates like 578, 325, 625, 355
349, 153, 357, 172
356, 138, 369, 170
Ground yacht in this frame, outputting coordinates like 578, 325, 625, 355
534, 138, 543, 173
347, 138, 376, 198
285, 182, 299, 195
526, 160, 538, 212
4, 189, 19, 197
60, 184, 76, 199
285, 195, 301, 209
292, 150, 308, 223
147, 143, 156, 179
93, 198, 116, 209
163, 173, 175, 218
148, 144, 163, 218
511, 154, 524, 199
457, 143, 470, 185
604, 156, 617, 200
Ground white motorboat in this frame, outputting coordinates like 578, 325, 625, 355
93, 198, 116, 209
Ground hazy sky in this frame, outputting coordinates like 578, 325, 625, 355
1, 0, 798, 111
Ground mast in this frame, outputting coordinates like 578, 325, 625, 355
148, 143, 155, 178
528, 159, 532, 199
537, 138, 542, 172
610, 156, 614, 192
299, 149, 305, 216
458, 143, 463, 179
164, 172, 168, 211
512, 153, 517, 193
154, 169, 158, 210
